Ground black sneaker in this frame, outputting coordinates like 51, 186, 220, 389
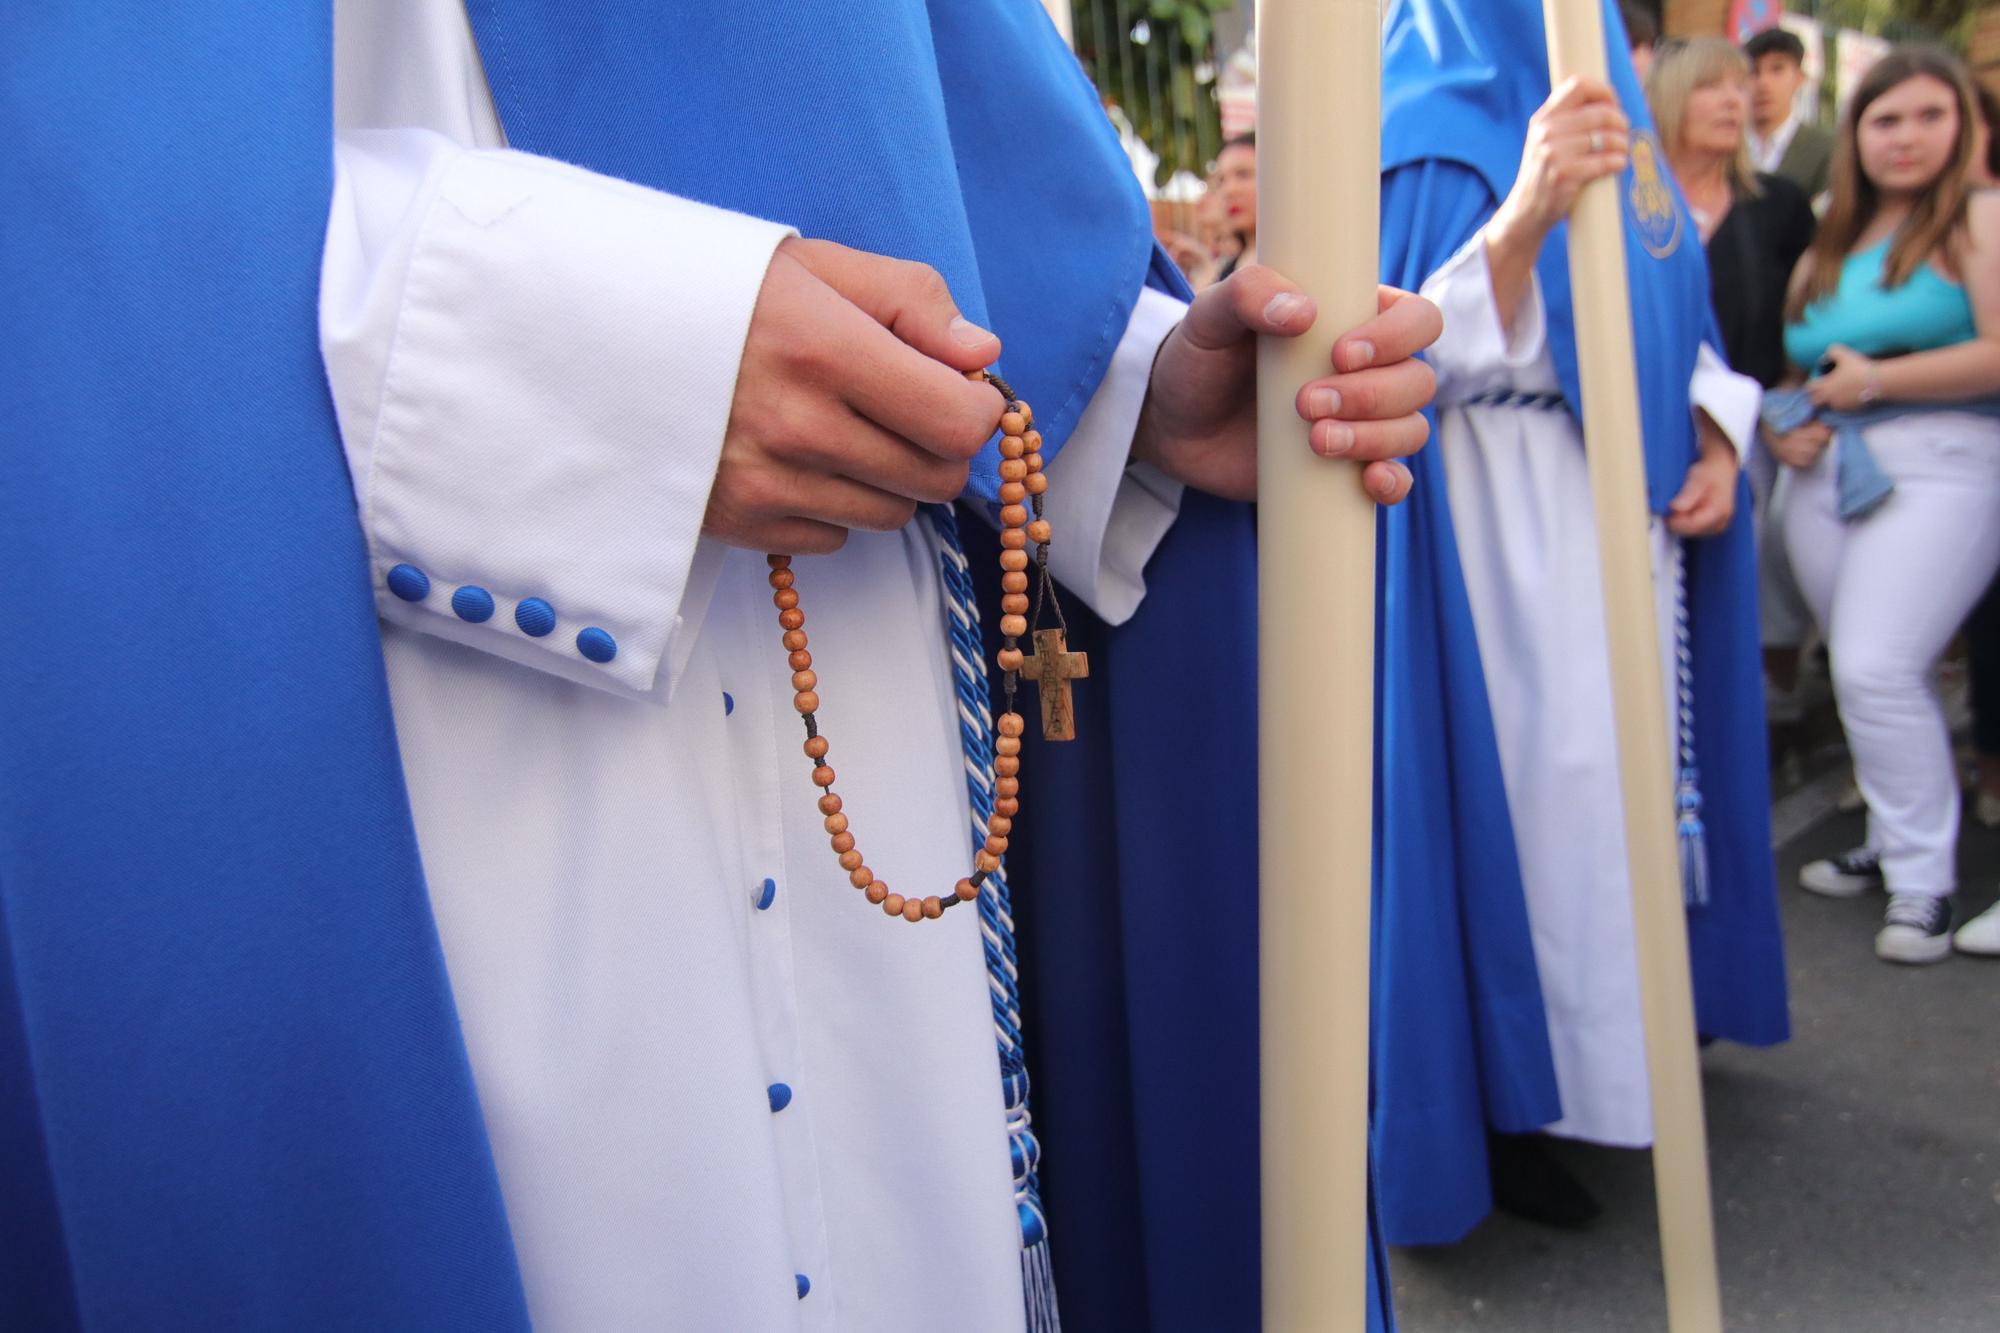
1876, 893, 1954, 965
1799, 849, 1883, 898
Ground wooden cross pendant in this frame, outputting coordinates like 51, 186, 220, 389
1019, 628, 1089, 742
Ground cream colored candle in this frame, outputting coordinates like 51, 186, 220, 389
1253, 1, 1381, 1326
1540, 1, 1723, 1329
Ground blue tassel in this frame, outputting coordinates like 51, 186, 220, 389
1677, 766, 1710, 907
1022, 1224, 1061, 1333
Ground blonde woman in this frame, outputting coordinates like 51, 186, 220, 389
1651, 39, 1820, 720
1652, 38, 1816, 387
1775, 49, 2000, 962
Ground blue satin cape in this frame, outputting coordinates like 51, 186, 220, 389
1370, 0, 1791, 1240
0, 0, 1205, 1325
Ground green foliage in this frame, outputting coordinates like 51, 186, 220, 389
1070, 0, 1235, 186
1799, 0, 1975, 45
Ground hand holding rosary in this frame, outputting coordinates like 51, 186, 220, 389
765, 371, 1082, 922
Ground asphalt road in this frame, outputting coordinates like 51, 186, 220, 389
1391, 811, 2000, 1332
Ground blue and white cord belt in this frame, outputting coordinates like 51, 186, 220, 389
1670, 539, 1709, 906
925, 502, 1060, 1332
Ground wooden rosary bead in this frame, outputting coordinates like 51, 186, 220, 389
767, 383, 1074, 924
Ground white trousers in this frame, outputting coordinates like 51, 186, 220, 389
1782, 412, 2000, 896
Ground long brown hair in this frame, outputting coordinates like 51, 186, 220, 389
1788, 47, 1979, 320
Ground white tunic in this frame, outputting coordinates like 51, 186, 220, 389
323, 3, 1188, 1327
1422, 237, 1759, 1147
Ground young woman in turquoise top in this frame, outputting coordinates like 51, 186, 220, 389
1770, 48, 2000, 964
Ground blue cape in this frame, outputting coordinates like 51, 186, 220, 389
0, 2, 1216, 1325
1370, 0, 1791, 1242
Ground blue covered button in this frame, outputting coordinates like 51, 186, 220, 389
515, 597, 556, 638
795, 1274, 810, 1300
754, 877, 776, 911
576, 627, 617, 663
452, 585, 495, 623
767, 1082, 793, 1113
386, 563, 430, 602
723, 690, 735, 716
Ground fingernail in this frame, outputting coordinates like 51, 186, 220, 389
1316, 422, 1355, 457
1343, 339, 1377, 369
1264, 293, 1307, 326
1309, 388, 1342, 418
949, 315, 993, 347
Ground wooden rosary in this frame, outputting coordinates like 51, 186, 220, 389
765, 371, 1087, 922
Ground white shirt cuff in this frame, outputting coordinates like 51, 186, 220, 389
1035, 285, 1188, 627
1690, 342, 1763, 462
321, 128, 794, 700
1419, 232, 1550, 405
